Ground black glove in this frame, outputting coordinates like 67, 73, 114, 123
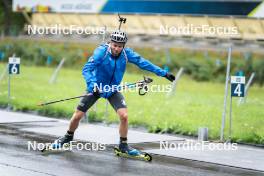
165, 72, 175, 82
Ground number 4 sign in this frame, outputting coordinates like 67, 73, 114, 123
9, 57, 20, 74
231, 76, 245, 97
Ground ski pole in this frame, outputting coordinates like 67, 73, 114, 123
37, 94, 89, 106
118, 13, 126, 30
38, 76, 153, 106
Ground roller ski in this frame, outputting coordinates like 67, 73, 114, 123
41, 132, 73, 153
114, 143, 152, 162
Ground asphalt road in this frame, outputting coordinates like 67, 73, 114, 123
0, 123, 263, 176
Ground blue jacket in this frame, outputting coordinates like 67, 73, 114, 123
82, 43, 167, 98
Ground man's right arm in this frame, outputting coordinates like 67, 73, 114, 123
82, 45, 107, 92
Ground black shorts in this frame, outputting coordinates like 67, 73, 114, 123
77, 92, 127, 112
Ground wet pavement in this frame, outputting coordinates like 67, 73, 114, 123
0, 120, 263, 176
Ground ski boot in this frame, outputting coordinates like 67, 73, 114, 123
114, 143, 152, 162
41, 132, 73, 152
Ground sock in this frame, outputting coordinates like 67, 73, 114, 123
120, 137, 127, 144
67, 130, 74, 136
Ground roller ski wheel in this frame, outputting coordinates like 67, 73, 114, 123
114, 147, 152, 162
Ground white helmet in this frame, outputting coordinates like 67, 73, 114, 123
110, 30, 127, 43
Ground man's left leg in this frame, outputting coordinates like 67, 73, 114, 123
108, 92, 140, 155
117, 108, 128, 139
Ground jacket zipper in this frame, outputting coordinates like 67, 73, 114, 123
107, 59, 117, 96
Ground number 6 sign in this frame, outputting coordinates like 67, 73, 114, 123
231, 76, 245, 97
9, 57, 20, 74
